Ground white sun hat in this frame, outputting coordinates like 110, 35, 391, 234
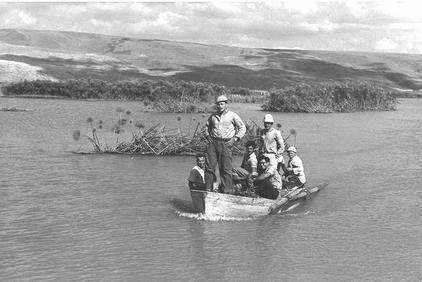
215, 95, 228, 104
263, 114, 274, 123
287, 146, 297, 153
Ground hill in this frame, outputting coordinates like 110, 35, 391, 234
1, 28, 422, 92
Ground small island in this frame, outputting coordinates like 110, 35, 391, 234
1, 78, 398, 113
262, 80, 398, 113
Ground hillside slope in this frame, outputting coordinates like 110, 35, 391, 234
1, 28, 421, 91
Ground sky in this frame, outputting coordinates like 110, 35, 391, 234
0, 1, 422, 54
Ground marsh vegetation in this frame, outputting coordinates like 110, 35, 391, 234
3, 79, 398, 113
263, 80, 398, 113
73, 107, 297, 155
2, 79, 265, 113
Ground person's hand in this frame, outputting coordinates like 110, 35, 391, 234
228, 137, 236, 146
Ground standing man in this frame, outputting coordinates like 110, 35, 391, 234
259, 114, 285, 170
188, 153, 206, 191
205, 95, 246, 194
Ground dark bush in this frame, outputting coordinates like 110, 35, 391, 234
2, 78, 232, 112
262, 80, 398, 112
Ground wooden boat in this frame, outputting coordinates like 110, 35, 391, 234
190, 183, 327, 218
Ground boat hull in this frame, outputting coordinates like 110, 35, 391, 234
190, 183, 327, 217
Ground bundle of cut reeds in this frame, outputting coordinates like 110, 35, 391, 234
74, 111, 295, 156
110, 122, 255, 155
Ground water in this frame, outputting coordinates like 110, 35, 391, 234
1, 98, 421, 281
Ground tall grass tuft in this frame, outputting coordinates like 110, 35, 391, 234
262, 80, 398, 113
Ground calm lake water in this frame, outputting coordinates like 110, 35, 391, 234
1, 97, 421, 281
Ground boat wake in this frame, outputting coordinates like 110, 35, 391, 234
175, 210, 257, 221
280, 210, 315, 217
170, 198, 254, 221
175, 209, 314, 221
170, 198, 316, 221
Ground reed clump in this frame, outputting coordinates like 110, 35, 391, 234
76, 121, 257, 156
2, 79, 269, 114
73, 107, 294, 156
262, 80, 398, 113
2, 79, 227, 113
113, 123, 213, 155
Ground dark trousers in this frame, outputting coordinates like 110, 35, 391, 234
284, 175, 305, 189
255, 180, 279, 200
205, 139, 233, 193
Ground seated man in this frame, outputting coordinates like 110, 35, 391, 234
283, 146, 306, 189
232, 140, 258, 195
232, 140, 258, 181
188, 153, 206, 190
253, 155, 283, 200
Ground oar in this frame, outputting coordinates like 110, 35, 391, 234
288, 183, 328, 201
267, 186, 302, 215
267, 183, 328, 215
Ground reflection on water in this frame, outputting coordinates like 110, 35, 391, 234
1, 97, 422, 281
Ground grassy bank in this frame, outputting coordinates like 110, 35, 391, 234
262, 81, 399, 113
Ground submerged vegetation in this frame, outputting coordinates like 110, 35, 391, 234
0, 107, 29, 112
73, 107, 296, 155
263, 81, 398, 113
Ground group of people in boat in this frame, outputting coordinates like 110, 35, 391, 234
188, 95, 306, 200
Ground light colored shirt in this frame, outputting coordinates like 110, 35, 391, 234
287, 155, 306, 183
188, 166, 205, 185
261, 166, 283, 190
206, 109, 246, 140
260, 128, 285, 156
241, 152, 257, 173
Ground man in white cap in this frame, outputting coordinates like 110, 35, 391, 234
205, 94, 246, 194
283, 146, 306, 188
259, 114, 285, 171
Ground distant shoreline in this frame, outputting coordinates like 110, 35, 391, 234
0, 79, 413, 113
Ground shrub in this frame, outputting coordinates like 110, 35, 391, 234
2, 78, 232, 112
262, 80, 398, 112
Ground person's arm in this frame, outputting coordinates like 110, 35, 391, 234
196, 183, 206, 190
291, 157, 304, 176
232, 112, 246, 140
275, 130, 285, 156
286, 165, 294, 175
249, 154, 258, 177
189, 181, 206, 190
250, 167, 258, 178
254, 168, 274, 182
279, 162, 288, 175
188, 169, 200, 189
205, 115, 213, 142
